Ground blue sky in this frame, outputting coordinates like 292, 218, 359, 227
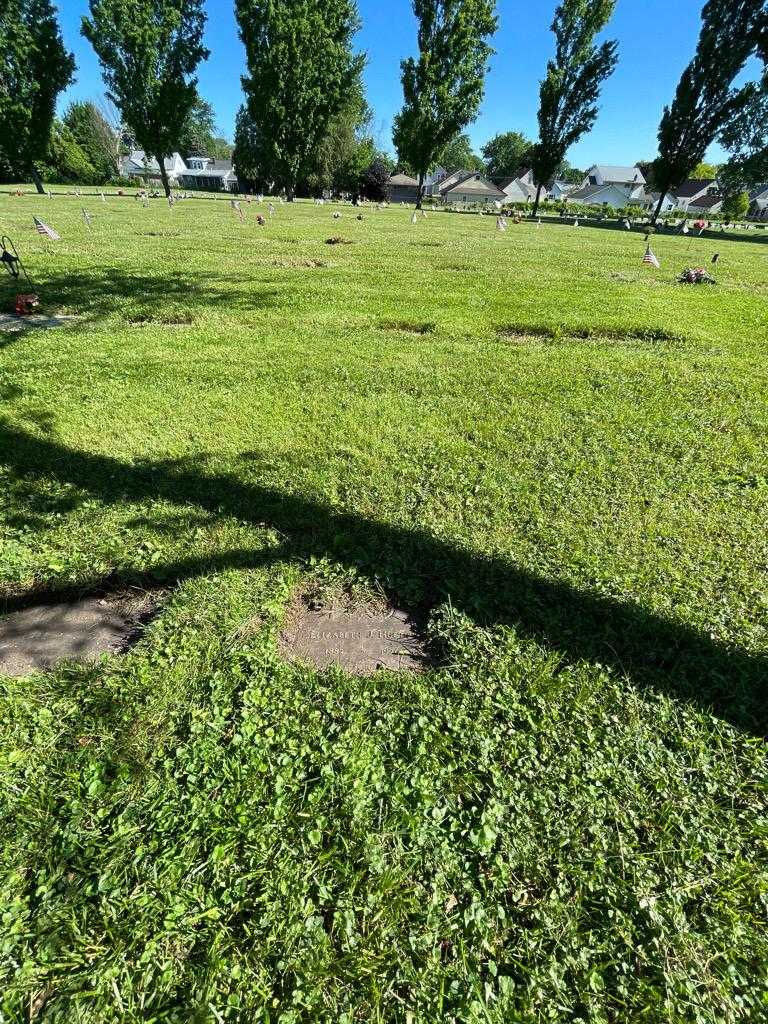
58, 0, 750, 168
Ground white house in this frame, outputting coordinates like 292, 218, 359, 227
121, 150, 186, 184
748, 183, 768, 219
565, 182, 645, 208
496, 168, 540, 203
549, 180, 577, 201
580, 165, 646, 198
670, 178, 717, 212
640, 192, 677, 214
439, 171, 506, 206
179, 157, 238, 192
423, 166, 448, 196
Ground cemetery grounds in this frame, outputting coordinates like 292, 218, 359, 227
0, 191, 767, 1022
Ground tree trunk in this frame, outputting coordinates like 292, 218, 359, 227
286, 183, 295, 202
416, 171, 425, 210
651, 190, 667, 225
30, 167, 45, 195
532, 183, 543, 218
157, 157, 171, 198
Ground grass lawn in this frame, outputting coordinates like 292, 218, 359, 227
1, 192, 767, 1023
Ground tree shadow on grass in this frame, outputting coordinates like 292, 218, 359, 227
1, 267, 284, 327
0, 419, 765, 736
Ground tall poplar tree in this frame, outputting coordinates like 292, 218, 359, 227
82, 0, 209, 197
651, 0, 764, 222
393, 0, 497, 208
530, 0, 618, 216
235, 0, 363, 200
0, 0, 75, 193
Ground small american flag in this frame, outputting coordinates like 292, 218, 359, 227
100, 191, 106, 203
642, 244, 660, 268
231, 199, 244, 221
496, 216, 507, 232
268, 203, 275, 216
82, 208, 92, 228
33, 216, 60, 240
410, 211, 417, 224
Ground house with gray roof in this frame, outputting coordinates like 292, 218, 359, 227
179, 157, 238, 192
386, 173, 420, 203
670, 178, 717, 211
439, 171, 506, 205
121, 150, 186, 185
581, 165, 646, 193
496, 168, 540, 203
748, 183, 768, 219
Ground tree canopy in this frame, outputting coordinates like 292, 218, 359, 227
530, 0, 618, 215
440, 132, 484, 171
393, 0, 497, 206
0, 0, 75, 192
63, 100, 120, 180
481, 131, 533, 178
651, 0, 764, 221
82, 0, 209, 196
235, 0, 362, 198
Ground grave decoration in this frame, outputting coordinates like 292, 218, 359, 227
678, 267, 715, 285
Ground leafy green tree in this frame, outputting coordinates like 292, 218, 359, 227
558, 164, 584, 184
481, 130, 533, 178
530, 0, 618, 216
235, 0, 362, 199
440, 132, 484, 171
38, 118, 98, 184
650, 0, 764, 222
691, 161, 719, 178
0, 0, 75, 193
305, 80, 375, 195
721, 189, 750, 220
82, 0, 209, 197
63, 100, 119, 180
393, 0, 497, 207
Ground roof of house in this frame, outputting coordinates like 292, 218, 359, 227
673, 178, 715, 198
589, 164, 645, 184
550, 179, 577, 191
442, 172, 505, 198
567, 183, 631, 202
748, 183, 768, 200
388, 173, 419, 186
122, 150, 182, 173
181, 160, 235, 177
688, 193, 723, 209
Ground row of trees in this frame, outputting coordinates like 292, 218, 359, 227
1, 0, 766, 210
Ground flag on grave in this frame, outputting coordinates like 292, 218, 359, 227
642, 244, 660, 268
537, 218, 541, 229
268, 203, 275, 216
231, 199, 244, 221
82, 208, 92, 228
496, 216, 507, 231
410, 211, 417, 224
101, 191, 106, 203
33, 216, 60, 240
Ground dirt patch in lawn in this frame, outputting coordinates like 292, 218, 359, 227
379, 320, 435, 336
0, 588, 161, 677
280, 595, 429, 675
272, 258, 328, 268
497, 323, 683, 344
325, 236, 353, 245
128, 312, 196, 326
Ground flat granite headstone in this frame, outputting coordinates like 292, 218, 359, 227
0, 593, 154, 677
0, 313, 77, 333
281, 604, 426, 675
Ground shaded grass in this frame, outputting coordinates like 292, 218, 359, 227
1, 195, 767, 1022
